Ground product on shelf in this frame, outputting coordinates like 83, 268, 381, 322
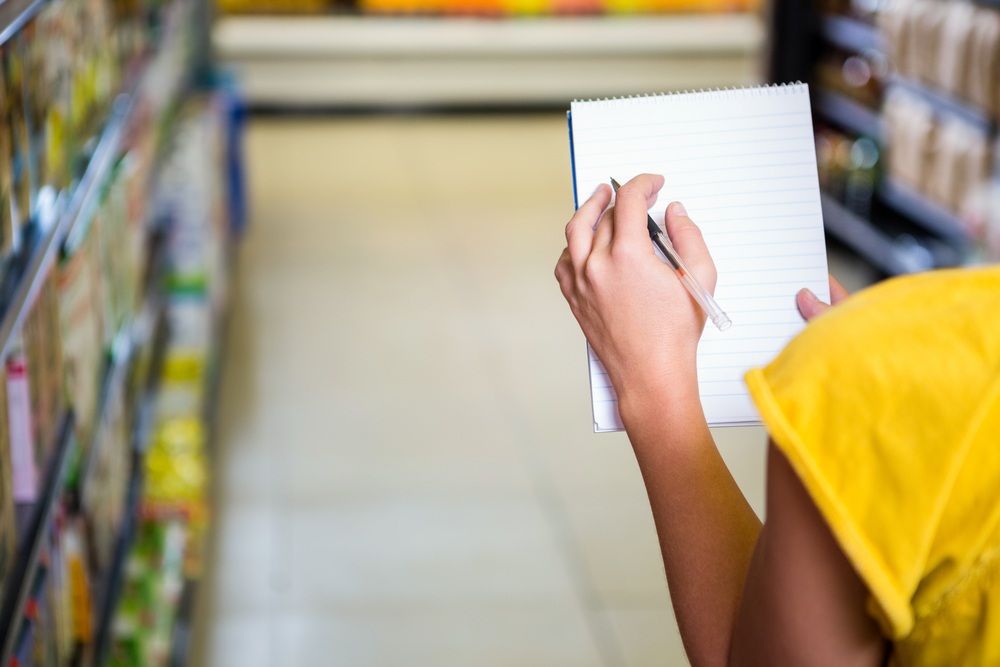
6, 270, 67, 507
814, 48, 886, 110
926, 116, 990, 213
107, 518, 187, 667
882, 89, 990, 220
58, 222, 107, 450
879, 0, 1000, 117
23, 272, 67, 476
244, 0, 763, 16
217, 0, 329, 13
145, 94, 233, 523
0, 68, 17, 265
816, 125, 880, 221
97, 160, 141, 346
0, 364, 16, 591
82, 377, 131, 576
7, 340, 40, 503
2, 42, 32, 252
5, 502, 99, 667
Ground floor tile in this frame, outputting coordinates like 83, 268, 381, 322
601, 606, 690, 667
207, 503, 276, 613
202, 613, 272, 667
279, 498, 578, 608
271, 607, 605, 667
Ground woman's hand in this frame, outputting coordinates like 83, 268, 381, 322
797, 275, 850, 321
554, 173, 717, 419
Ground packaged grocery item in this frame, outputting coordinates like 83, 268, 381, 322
0, 364, 17, 592
20, 23, 50, 206
7, 339, 39, 502
82, 378, 131, 575
22, 271, 66, 473
927, 116, 991, 212
58, 222, 107, 449
882, 89, 936, 191
97, 160, 140, 346
108, 519, 187, 667
144, 417, 206, 511
2, 42, 32, 241
966, 6, 1000, 117
935, 2, 975, 107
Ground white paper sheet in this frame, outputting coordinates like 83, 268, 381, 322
569, 85, 830, 431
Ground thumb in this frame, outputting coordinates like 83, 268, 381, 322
664, 201, 717, 293
797, 288, 831, 321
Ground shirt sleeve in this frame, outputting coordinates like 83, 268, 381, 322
744, 267, 1000, 639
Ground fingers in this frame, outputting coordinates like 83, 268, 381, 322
593, 206, 614, 251
664, 201, 718, 293
829, 274, 850, 305
612, 174, 665, 248
797, 274, 850, 321
796, 289, 830, 321
566, 184, 613, 266
555, 247, 573, 295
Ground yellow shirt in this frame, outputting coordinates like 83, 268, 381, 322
745, 265, 1000, 667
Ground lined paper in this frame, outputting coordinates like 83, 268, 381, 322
570, 84, 830, 431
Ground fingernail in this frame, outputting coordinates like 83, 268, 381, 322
801, 288, 818, 303
671, 202, 688, 217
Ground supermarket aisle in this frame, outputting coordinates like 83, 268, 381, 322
190, 114, 770, 667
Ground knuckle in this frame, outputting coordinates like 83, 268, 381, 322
675, 220, 703, 238
582, 258, 602, 285
610, 241, 639, 263
617, 183, 637, 200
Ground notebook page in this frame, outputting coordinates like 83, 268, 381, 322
570, 84, 830, 431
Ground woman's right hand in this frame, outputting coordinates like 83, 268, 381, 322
797, 275, 850, 321
554, 174, 717, 420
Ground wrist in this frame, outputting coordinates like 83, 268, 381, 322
616, 363, 703, 434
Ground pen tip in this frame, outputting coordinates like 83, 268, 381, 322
610, 178, 621, 191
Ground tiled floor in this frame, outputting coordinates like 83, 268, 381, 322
189, 114, 872, 667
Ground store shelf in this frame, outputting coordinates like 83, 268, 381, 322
0, 414, 76, 667
169, 579, 199, 667
92, 465, 143, 667
886, 76, 994, 133
0, 0, 46, 47
0, 94, 132, 369
814, 89, 881, 139
877, 177, 971, 243
215, 14, 766, 106
821, 193, 934, 275
77, 294, 163, 505
820, 14, 884, 54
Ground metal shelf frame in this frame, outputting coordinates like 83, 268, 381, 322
820, 14, 885, 54
885, 76, 995, 135
0, 414, 76, 666
814, 89, 881, 139
821, 193, 939, 275
877, 177, 971, 244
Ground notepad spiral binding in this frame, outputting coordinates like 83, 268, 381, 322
572, 82, 807, 107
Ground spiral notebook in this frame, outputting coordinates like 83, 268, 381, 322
569, 83, 830, 431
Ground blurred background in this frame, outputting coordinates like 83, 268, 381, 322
0, 0, 996, 666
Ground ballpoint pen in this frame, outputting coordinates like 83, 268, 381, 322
611, 178, 732, 332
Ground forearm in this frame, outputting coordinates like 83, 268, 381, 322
619, 380, 762, 667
